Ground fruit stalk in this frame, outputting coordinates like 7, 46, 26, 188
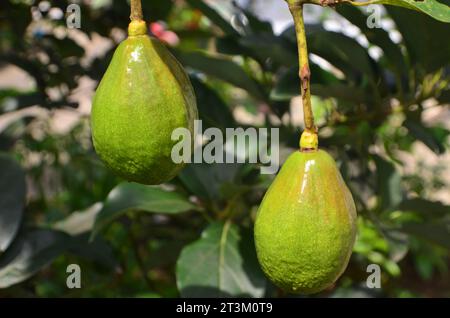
287, 1, 317, 149
130, 0, 143, 21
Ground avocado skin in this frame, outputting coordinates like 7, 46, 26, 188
254, 150, 357, 294
91, 34, 197, 185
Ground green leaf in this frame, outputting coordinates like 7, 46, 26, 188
54, 203, 103, 236
0, 153, 26, 253
0, 229, 69, 288
176, 222, 266, 297
178, 163, 242, 202
185, 0, 238, 35
363, 0, 450, 23
400, 222, 450, 249
174, 50, 265, 100
414, 252, 434, 280
387, 6, 450, 72
336, 5, 408, 78
373, 155, 403, 211
91, 183, 195, 239
237, 35, 297, 67
428, 126, 450, 146
271, 65, 367, 103
312, 83, 369, 104
271, 65, 334, 100
216, 34, 296, 71
403, 119, 445, 154
396, 199, 450, 219
308, 30, 378, 83
190, 77, 235, 131
241, 9, 274, 34
68, 234, 118, 269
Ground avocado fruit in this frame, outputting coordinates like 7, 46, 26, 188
91, 21, 198, 185
254, 148, 357, 294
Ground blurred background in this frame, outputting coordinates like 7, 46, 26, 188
0, 0, 449, 298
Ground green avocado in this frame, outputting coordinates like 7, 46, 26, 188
91, 21, 197, 185
254, 149, 357, 294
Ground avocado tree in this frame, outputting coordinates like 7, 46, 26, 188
0, 0, 449, 297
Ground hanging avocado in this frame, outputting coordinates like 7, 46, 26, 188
91, 19, 198, 185
254, 132, 357, 294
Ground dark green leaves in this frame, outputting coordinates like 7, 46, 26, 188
176, 222, 266, 297
396, 198, 450, 219
178, 163, 242, 202
308, 30, 378, 83
373, 155, 403, 211
176, 50, 265, 100
67, 234, 118, 269
366, 0, 450, 23
91, 183, 196, 238
386, 6, 450, 72
271, 65, 368, 103
0, 229, 118, 288
54, 203, 103, 236
400, 222, 450, 250
185, 0, 239, 35
336, 5, 408, 78
190, 77, 235, 131
0, 229, 69, 288
393, 199, 450, 250
403, 119, 447, 154
0, 154, 26, 253
217, 34, 297, 68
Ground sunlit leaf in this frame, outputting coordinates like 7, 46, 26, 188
176, 222, 266, 297
54, 203, 103, 236
350, 0, 450, 23
91, 183, 196, 239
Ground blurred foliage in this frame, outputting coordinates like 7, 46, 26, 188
0, 0, 449, 298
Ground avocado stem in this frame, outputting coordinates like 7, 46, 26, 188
128, 0, 146, 36
286, 1, 317, 146
130, 0, 143, 21
300, 129, 318, 151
